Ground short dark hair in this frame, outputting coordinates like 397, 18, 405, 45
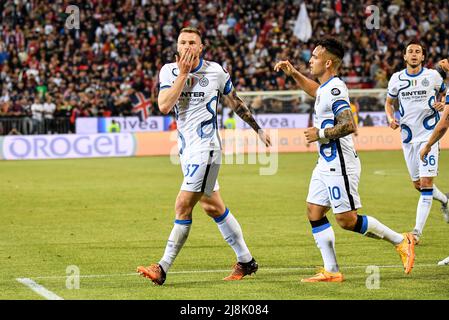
180, 27, 202, 39
404, 40, 427, 59
315, 38, 345, 61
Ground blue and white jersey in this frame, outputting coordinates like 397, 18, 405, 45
159, 58, 233, 155
387, 67, 446, 144
313, 76, 360, 176
446, 90, 449, 104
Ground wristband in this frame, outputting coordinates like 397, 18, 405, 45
319, 129, 326, 139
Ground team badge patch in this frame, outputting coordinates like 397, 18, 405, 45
199, 76, 209, 87
172, 68, 179, 76
421, 78, 429, 87
331, 88, 341, 96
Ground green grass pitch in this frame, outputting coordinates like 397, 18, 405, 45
1, 150, 449, 300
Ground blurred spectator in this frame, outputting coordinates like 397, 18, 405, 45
0, 0, 448, 135
224, 111, 236, 129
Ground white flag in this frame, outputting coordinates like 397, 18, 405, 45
293, 2, 312, 42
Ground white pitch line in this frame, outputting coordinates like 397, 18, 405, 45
27, 263, 441, 280
16, 278, 64, 300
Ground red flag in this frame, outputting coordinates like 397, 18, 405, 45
335, 0, 342, 16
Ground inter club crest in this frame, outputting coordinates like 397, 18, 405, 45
199, 76, 209, 87
421, 78, 429, 87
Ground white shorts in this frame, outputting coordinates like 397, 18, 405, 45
180, 150, 220, 197
402, 141, 439, 181
306, 168, 362, 214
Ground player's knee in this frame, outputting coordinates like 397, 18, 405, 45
201, 203, 220, 217
175, 200, 193, 219
420, 178, 433, 188
335, 214, 357, 230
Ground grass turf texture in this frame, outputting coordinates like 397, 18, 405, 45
1, 151, 449, 300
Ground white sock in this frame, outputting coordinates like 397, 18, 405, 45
215, 209, 252, 263
311, 219, 339, 273
159, 220, 191, 273
357, 215, 403, 245
433, 184, 448, 205
414, 189, 434, 236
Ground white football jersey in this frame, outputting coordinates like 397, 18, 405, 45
387, 68, 446, 143
313, 76, 360, 176
159, 58, 233, 155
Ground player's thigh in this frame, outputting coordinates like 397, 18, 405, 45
180, 150, 221, 197
402, 143, 419, 181
306, 169, 332, 213
322, 173, 362, 214
418, 141, 439, 181
199, 190, 226, 218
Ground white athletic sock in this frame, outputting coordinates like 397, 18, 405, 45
215, 208, 252, 263
414, 188, 434, 236
159, 220, 191, 273
311, 218, 339, 273
355, 215, 403, 245
433, 184, 448, 205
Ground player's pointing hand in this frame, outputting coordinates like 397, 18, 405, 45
274, 60, 297, 77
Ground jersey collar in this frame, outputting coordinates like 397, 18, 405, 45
191, 58, 203, 73
405, 67, 424, 77
319, 75, 335, 88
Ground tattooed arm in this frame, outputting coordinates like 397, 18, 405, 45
420, 105, 449, 161
304, 109, 356, 143
223, 88, 271, 147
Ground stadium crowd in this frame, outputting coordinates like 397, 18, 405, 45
0, 0, 448, 134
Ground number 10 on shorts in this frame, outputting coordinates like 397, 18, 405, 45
328, 186, 341, 200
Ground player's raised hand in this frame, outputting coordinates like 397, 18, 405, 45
420, 144, 431, 162
274, 60, 297, 77
304, 127, 319, 143
388, 117, 399, 130
433, 101, 445, 112
438, 58, 449, 72
176, 48, 194, 75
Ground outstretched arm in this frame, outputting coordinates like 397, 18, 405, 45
274, 60, 319, 98
304, 109, 356, 143
223, 88, 271, 147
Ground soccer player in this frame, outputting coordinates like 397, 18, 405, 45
420, 58, 449, 222
274, 38, 415, 282
137, 27, 271, 285
385, 42, 448, 243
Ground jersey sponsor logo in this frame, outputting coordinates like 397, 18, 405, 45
401, 90, 427, 97
180, 92, 205, 98
199, 76, 209, 87
331, 88, 341, 96
172, 68, 179, 76
421, 78, 429, 87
